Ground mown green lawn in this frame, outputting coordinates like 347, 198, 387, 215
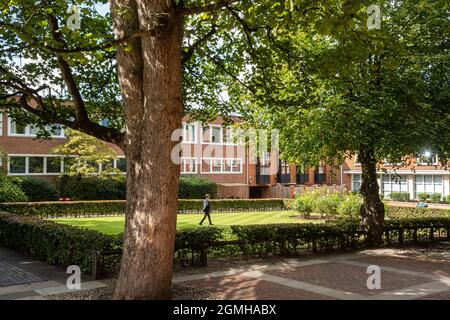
54, 211, 324, 235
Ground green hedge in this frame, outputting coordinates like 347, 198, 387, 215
179, 177, 217, 199
389, 192, 410, 202
0, 175, 28, 202
0, 199, 293, 218
386, 206, 450, 218
0, 212, 121, 273
0, 212, 448, 274
59, 176, 126, 200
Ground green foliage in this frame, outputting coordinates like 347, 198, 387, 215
389, 192, 410, 202
292, 193, 315, 217
0, 212, 120, 273
52, 129, 120, 177
417, 193, 429, 201
385, 206, 449, 219
59, 175, 126, 200
178, 177, 217, 199
445, 195, 450, 204
429, 193, 442, 203
0, 175, 28, 202
337, 193, 362, 218
13, 177, 59, 202
0, 199, 293, 218
315, 194, 341, 218
175, 227, 223, 250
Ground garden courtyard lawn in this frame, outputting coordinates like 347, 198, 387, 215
54, 211, 324, 235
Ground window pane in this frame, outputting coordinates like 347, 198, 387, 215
28, 157, 44, 173
211, 127, 221, 143
184, 124, 196, 143
223, 159, 232, 173
11, 120, 26, 134
47, 157, 61, 173
415, 175, 423, 183
10, 157, 26, 173
434, 175, 442, 184
28, 125, 38, 135
212, 159, 221, 172
117, 158, 126, 172
102, 160, 114, 171
202, 127, 210, 143
232, 160, 241, 173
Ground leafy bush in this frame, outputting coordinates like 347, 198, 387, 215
417, 193, 429, 201
292, 194, 315, 217
0, 175, 28, 202
179, 177, 217, 199
389, 192, 410, 202
429, 193, 442, 203
59, 175, 126, 200
337, 193, 362, 218
315, 194, 341, 217
445, 195, 450, 204
14, 177, 59, 201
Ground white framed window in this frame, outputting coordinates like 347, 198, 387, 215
181, 157, 197, 174
352, 174, 362, 192
381, 174, 408, 198
182, 123, 197, 143
417, 153, 438, 165
202, 125, 223, 144
354, 153, 361, 166
201, 158, 242, 174
115, 157, 126, 173
8, 155, 63, 176
8, 117, 65, 138
414, 175, 443, 199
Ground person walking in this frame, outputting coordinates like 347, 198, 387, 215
199, 194, 213, 225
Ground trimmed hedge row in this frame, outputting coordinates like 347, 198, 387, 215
1, 211, 449, 275
0, 199, 294, 218
385, 206, 450, 218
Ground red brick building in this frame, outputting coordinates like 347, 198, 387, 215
1, 112, 449, 200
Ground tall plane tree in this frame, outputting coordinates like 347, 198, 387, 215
242, 0, 449, 245
0, 0, 308, 299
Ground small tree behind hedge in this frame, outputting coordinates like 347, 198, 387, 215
14, 177, 59, 202
179, 177, 217, 199
0, 175, 28, 202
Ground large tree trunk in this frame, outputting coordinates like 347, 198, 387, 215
358, 146, 385, 247
111, 0, 183, 299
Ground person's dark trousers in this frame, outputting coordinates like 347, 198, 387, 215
199, 210, 212, 225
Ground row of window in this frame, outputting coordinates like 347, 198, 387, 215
6, 155, 243, 176
5, 116, 65, 138
354, 153, 441, 166
7, 155, 126, 175
352, 174, 445, 199
181, 158, 243, 174
182, 123, 240, 145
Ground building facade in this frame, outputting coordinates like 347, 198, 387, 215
1, 112, 449, 200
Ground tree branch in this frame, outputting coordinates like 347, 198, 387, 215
182, 24, 218, 64
181, 0, 241, 16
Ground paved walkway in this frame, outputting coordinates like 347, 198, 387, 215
1, 245, 449, 300
0, 247, 108, 300
174, 246, 450, 300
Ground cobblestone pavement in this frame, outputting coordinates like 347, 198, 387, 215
174, 245, 450, 300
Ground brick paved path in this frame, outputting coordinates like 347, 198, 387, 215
174, 247, 450, 300
0, 247, 108, 300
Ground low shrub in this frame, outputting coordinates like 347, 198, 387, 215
14, 177, 59, 202
389, 192, 410, 202
445, 195, 450, 204
429, 193, 442, 203
417, 193, 429, 201
0, 175, 28, 202
179, 177, 217, 199
292, 194, 315, 217
59, 175, 126, 200
315, 194, 341, 217
337, 193, 362, 218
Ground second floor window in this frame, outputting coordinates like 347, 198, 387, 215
183, 123, 196, 143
